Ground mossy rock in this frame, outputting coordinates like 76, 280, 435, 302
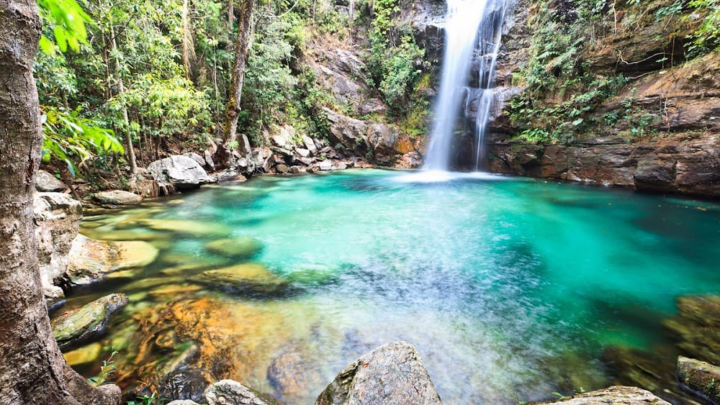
284, 265, 336, 285
677, 356, 720, 402
189, 264, 289, 295
204, 237, 263, 259
63, 342, 103, 366
52, 293, 129, 351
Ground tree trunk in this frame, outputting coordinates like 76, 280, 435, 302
228, 0, 234, 26
0, 1, 120, 404
109, 24, 137, 175
181, 0, 195, 79
223, 0, 255, 157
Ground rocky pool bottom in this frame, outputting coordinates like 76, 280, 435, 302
53, 170, 720, 404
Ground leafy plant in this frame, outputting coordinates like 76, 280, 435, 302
88, 350, 119, 387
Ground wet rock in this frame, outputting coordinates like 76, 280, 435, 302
94, 190, 143, 205
204, 380, 284, 405
534, 386, 670, 404
664, 295, 720, 365
140, 218, 232, 238
160, 367, 210, 405
204, 237, 263, 259
189, 264, 289, 295
67, 234, 159, 285
52, 293, 129, 350
285, 266, 336, 286
63, 342, 103, 366
267, 345, 323, 401
677, 356, 720, 403
36, 170, 68, 192
148, 155, 211, 190
315, 341, 442, 405
33, 192, 83, 306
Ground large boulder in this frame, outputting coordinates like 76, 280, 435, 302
204, 380, 284, 405
315, 341, 442, 405
677, 356, 720, 403
52, 293, 129, 350
36, 170, 68, 192
67, 234, 159, 285
323, 109, 370, 154
148, 155, 211, 190
94, 190, 143, 206
33, 192, 83, 307
535, 386, 670, 404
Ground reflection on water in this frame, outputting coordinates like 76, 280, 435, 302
63, 170, 720, 404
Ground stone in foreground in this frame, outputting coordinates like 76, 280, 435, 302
204, 380, 284, 405
94, 190, 143, 205
52, 293, 129, 350
167, 401, 200, 405
677, 356, 720, 403
315, 341, 442, 405
148, 155, 211, 190
68, 234, 159, 285
535, 386, 670, 404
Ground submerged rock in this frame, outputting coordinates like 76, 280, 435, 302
140, 218, 232, 238
52, 293, 129, 350
664, 295, 720, 366
204, 380, 284, 405
36, 170, 68, 192
189, 264, 289, 295
148, 155, 211, 190
534, 386, 670, 404
204, 237, 263, 259
94, 190, 143, 205
67, 234, 159, 285
677, 356, 720, 403
63, 342, 103, 366
315, 341, 442, 405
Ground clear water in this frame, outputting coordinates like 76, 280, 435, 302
68, 170, 720, 404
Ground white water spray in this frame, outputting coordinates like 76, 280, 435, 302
423, 0, 507, 171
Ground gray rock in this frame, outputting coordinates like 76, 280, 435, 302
167, 401, 200, 405
677, 356, 720, 403
536, 386, 670, 404
336, 162, 348, 170
295, 148, 310, 158
36, 170, 68, 192
204, 150, 216, 171
33, 192, 83, 306
319, 161, 333, 171
148, 155, 211, 190
184, 152, 206, 168
315, 341, 442, 405
52, 293, 129, 350
204, 380, 284, 405
323, 108, 370, 154
302, 135, 318, 155
94, 190, 143, 205
276, 164, 289, 174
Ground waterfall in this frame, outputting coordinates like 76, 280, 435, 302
423, 0, 507, 172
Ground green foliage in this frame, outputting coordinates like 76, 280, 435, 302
42, 107, 123, 177
686, 0, 720, 56
366, 0, 426, 114
37, 0, 91, 54
88, 350, 119, 387
127, 393, 165, 405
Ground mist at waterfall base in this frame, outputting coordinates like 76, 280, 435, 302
424, 0, 506, 172
72, 171, 720, 405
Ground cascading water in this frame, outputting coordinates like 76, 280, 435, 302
423, 0, 507, 172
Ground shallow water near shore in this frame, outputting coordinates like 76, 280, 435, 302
65, 169, 720, 404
